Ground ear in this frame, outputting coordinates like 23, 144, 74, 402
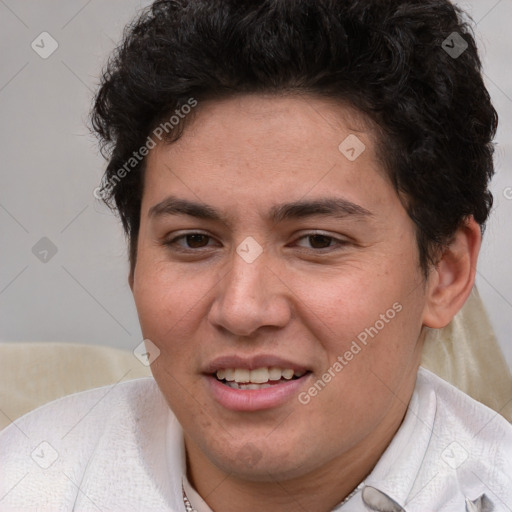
422, 216, 482, 329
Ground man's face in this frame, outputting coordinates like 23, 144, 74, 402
131, 94, 430, 481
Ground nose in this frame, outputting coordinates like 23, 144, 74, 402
208, 250, 291, 337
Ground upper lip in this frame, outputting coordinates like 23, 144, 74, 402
202, 354, 310, 374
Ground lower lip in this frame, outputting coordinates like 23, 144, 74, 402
205, 374, 311, 411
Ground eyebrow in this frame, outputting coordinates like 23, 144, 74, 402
148, 195, 373, 225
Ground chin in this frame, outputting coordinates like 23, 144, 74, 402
210, 441, 314, 482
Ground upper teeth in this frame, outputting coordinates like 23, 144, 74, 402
216, 367, 305, 383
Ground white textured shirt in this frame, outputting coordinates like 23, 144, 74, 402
0, 367, 511, 511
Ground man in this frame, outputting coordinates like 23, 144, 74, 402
1, 1, 511, 510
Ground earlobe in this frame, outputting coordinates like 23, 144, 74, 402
422, 216, 482, 329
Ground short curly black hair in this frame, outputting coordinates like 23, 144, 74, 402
90, 0, 497, 280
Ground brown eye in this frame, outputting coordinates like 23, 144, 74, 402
294, 232, 348, 252
164, 232, 216, 251
185, 234, 210, 248
307, 234, 334, 249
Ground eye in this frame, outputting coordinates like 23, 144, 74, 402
163, 231, 348, 253
165, 232, 216, 250
294, 233, 348, 251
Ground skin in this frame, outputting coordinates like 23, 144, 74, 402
130, 94, 481, 512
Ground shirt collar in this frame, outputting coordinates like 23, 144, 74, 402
355, 367, 493, 511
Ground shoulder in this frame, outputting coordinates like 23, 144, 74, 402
365, 367, 512, 511
417, 366, 512, 439
0, 377, 177, 510
0, 376, 162, 443
418, 367, 512, 505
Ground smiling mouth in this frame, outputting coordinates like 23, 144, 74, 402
213, 367, 310, 390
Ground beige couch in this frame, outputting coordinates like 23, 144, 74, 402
1, 286, 511, 431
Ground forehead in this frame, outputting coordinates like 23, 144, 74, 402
142, 94, 394, 218
163, 93, 376, 160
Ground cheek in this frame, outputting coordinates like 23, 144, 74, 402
284, 258, 409, 339
132, 265, 205, 414
132, 261, 202, 359
292, 255, 425, 387
296, 298, 423, 451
